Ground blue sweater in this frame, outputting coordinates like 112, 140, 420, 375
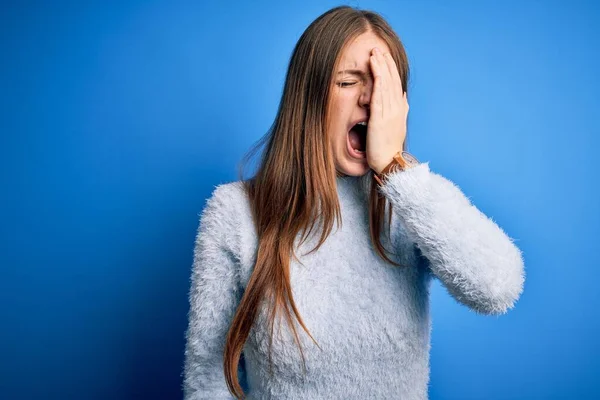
182, 161, 525, 399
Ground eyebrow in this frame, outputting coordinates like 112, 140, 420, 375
336, 69, 373, 79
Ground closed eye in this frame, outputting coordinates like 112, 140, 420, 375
337, 81, 358, 87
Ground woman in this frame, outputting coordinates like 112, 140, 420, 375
182, 5, 525, 400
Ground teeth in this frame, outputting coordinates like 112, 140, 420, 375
357, 121, 367, 126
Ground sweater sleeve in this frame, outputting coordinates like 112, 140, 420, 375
182, 185, 246, 399
377, 161, 525, 315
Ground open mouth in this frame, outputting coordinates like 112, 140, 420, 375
348, 121, 367, 156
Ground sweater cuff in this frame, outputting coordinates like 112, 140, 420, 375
376, 161, 432, 208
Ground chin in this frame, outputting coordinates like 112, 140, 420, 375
336, 158, 370, 177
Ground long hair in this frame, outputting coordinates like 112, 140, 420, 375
223, 6, 411, 398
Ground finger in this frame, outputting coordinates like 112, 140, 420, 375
369, 48, 385, 119
381, 52, 398, 86
383, 52, 403, 91
375, 47, 393, 116
375, 50, 393, 117
382, 52, 403, 103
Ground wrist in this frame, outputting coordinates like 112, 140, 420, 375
373, 150, 420, 186
372, 152, 401, 175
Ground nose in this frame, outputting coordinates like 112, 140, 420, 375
359, 80, 373, 109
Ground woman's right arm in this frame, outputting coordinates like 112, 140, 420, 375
182, 184, 245, 399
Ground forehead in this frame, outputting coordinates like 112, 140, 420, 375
338, 31, 391, 69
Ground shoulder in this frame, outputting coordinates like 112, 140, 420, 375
197, 180, 254, 266
198, 180, 249, 233
202, 180, 249, 217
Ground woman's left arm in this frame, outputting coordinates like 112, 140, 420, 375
365, 47, 524, 314
377, 161, 525, 315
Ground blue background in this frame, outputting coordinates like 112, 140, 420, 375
1, 1, 598, 399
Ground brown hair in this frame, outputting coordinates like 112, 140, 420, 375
224, 5, 411, 398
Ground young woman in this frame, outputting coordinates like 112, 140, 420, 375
182, 5, 525, 400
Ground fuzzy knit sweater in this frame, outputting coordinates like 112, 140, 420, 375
182, 161, 525, 400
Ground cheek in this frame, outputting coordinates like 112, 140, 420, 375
328, 90, 357, 141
